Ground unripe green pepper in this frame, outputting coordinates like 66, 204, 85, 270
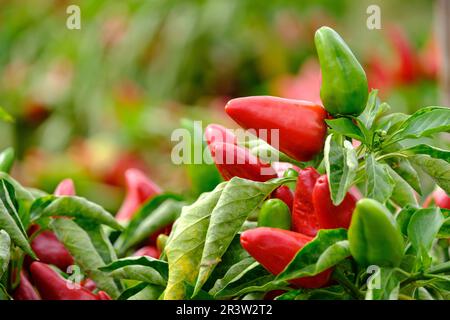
156, 233, 168, 252
283, 168, 299, 191
315, 26, 368, 116
258, 199, 291, 230
348, 198, 404, 267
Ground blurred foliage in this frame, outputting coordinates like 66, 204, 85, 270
0, 0, 441, 211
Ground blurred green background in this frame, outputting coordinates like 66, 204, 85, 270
0, 0, 441, 211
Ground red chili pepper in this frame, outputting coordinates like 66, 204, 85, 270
30, 230, 74, 271
240, 227, 332, 288
291, 167, 321, 237
29, 262, 102, 300
54, 178, 76, 196
13, 271, 41, 300
424, 187, 450, 209
225, 96, 328, 162
312, 175, 357, 230
97, 291, 112, 300
387, 25, 418, 84
210, 142, 277, 182
28, 179, 75, 271
204, 124, 237, 150
133, 246, 160, 259
80, 278, 97, 292
272, 185, 294, 211
116, 168, 162, 221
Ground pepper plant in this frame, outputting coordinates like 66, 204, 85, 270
0, 26, 449, 300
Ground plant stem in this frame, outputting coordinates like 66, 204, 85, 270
333, 268, 365, 300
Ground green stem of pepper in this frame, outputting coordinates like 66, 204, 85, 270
332, 268, 365, 300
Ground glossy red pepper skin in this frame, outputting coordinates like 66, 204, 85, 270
81, 278, 97, 292
210, 142, 277, 182
291, 168, 321, 237
240, 228, 332, 288
116, 168, 162, 221
205, 124, 237, 151
30, 230, 74, 271
272, 185, 294, 211
423, 187, 450, 209
312, 175, 358, 230
133, 246, 160, 259
30, 262, 101, 300
225, 96, 328, 162
13, 272, 41, 300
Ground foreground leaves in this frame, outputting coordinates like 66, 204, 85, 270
276, 229, 350, 282
194, 177, 291, 296
31, 195, 123, 231
164, 183, 226, 300
0, 179, 35, 258
51, 218, 120, 298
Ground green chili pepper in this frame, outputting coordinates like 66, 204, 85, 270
348, 198, 404, 268
156, 234, 168, 252
0, 147, 15, 173
315, 26, 368, 116
283, 168, 299, 191
258, 199, 291, 230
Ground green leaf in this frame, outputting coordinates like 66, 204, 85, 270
324, 134, 358, 205
116, 199, 184, 255
211, 259, 281, 299
125, 284, 165, 300
365, 267, 400, 300
203, 235, 250, 291
164, 182, 226, 300
389, 158, 422, 195
194, 177, 289, 296
114, 193, 182, 253
31, 195, 122, 230
390, 106, 450, 142
108, 265, 166, 286
0, 283, 11, 300
0, 180, 35, 258
209, 257, 256, 296
376, 112, 409, 135
51, 218, 120, 298
411, 154, 450, 194
357, 90, 388, 130
365, 154, 395, 203
387, 167, 418, 207
0, 148, 15, 173
0, 173, 35, 201
100, 256, 168, 280
276, 286, 350, 300
0, 230, 11, 278
403, 144, 450, 162
396, 205, 418, 236
75, 219, 117, 265
325, 118, 364, 142
276, 229, 350, 282
407, 207, 445, 269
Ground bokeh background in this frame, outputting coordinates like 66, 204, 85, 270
0, 0, 444, 211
